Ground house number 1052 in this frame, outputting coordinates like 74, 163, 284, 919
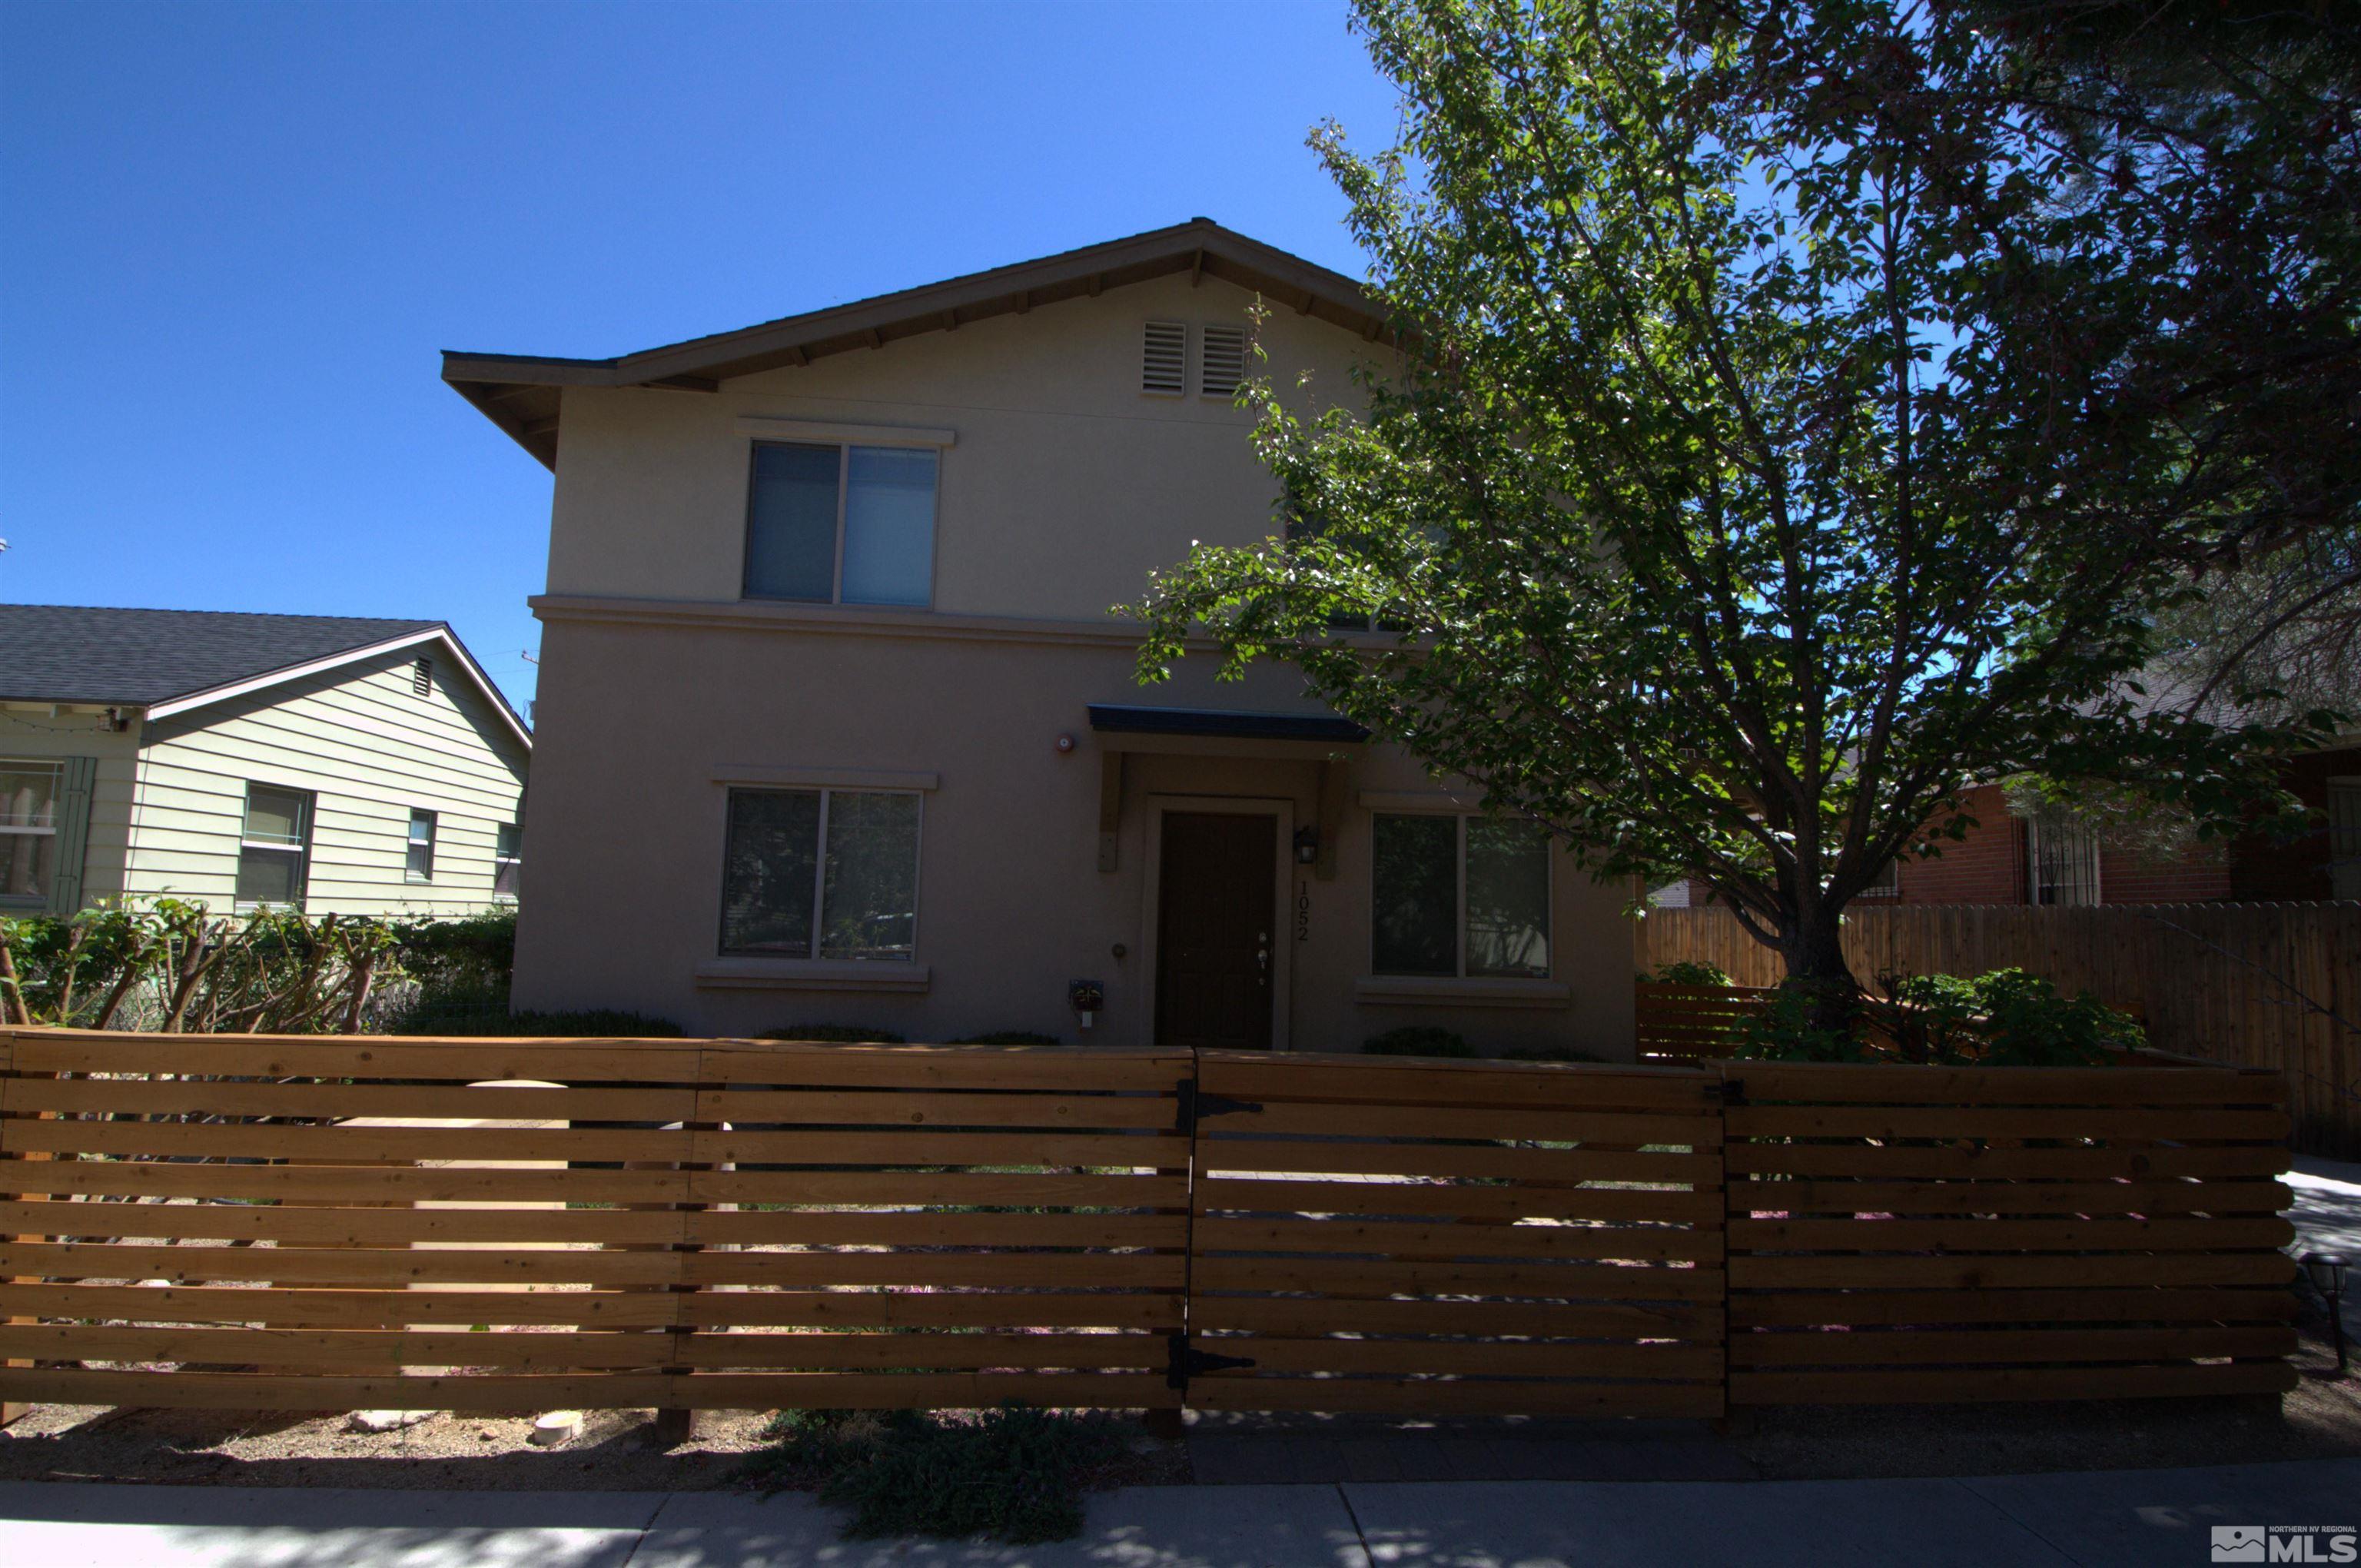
1296, 882, 1310, 942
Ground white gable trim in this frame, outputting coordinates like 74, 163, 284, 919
143, 626, 533, 751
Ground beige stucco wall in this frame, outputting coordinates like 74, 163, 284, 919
514, 619, 1634, 1057
544, 271, 1370, 616
0, 708, 143, 907
125, 649, 529, 917
516, 266, 1635, 1056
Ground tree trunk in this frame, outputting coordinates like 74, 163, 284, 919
1778, 905, 1861, 1038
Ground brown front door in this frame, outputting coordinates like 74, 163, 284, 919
1154, 812, 1277, 1050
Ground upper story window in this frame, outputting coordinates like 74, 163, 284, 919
720, 786, 920, 962
745, 441, 938, 608
1372, 812, 1552, 979
237, 783, 313, 909
0, 761, 62, 906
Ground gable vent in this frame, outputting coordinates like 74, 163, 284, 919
1141, 321, 1187, 396
412, 656, 433, 696
1201, 325, 1248, 399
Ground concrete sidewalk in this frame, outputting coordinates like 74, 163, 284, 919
2, 1460, 2354, 1567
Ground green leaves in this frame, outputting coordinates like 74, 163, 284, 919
1126, 0, 2348, 989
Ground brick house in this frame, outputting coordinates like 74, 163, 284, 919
1656, 744, 2361, 909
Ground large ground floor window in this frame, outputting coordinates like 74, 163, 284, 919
1371, 812, 1552, 978
720, 787, 921, 961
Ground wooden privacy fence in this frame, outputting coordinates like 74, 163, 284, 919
1639, 903, 2361, 1156
1722, 1063, 2298, 1405
0, 1027, 2300, 1420
0, 1030, 1189, 1415
1184, 1051, 1725, 1417
1636, 982, 1778, 1060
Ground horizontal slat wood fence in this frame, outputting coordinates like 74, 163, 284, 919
1185, 1051, 1727, 1417
0, 1029, 1188, 1414
0, 1027, 2304, 1420
1636, 982, 1778, 1060
1639, 903, 2361, 1156
1720, 1061, 2299, 1405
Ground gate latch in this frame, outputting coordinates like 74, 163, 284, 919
1174, 1077, 1262, 1134
1167, 1330, 1257, 1391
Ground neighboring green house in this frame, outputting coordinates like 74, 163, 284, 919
0, 606, 531, 918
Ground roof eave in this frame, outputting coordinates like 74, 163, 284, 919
145, 626, 533, 752
441, 220, 1389, 468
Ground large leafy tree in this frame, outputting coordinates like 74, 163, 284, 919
1127, 0, 2349, 1020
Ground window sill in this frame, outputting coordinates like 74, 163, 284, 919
1355, 975, 1572, 1009
695, 958, 931, 993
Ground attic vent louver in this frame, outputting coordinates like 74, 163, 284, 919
412, 656, 433, 696
1201, 325, 1247, 398
1141, 321, 1187, 395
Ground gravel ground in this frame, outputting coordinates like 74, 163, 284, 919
5, 1327, 2353, 1491
0, 1404, 1191, 1492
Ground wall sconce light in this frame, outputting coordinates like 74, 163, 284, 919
1293, 827, 1320, 865
2304, 1251, 2349, 1376
1067, 978, 1104, 1031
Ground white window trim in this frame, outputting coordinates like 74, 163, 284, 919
493, 822, 522, 902
2026, 817, 2101, 906
714, 784, 925, 967
0, 758, 63, 909
741, 438, 945, 610
736, 417, 956, 448
405, 809, 437, 885
1367, 810, 1554, 982
235, 783, 314, 911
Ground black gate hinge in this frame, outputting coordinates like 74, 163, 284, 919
1174, 1076, 1263, 1134
1166, 1330, 1257, 1391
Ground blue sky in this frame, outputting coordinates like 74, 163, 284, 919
0, 0, 1394, 714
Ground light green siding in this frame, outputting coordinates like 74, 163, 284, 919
0, 711, 141, 909
124, 647, 529, 917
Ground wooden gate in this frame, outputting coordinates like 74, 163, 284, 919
1174, 1050, 1728, 1417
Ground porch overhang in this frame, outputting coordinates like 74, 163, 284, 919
1088, 706, 1363, 880
1086, 704, 1368, 747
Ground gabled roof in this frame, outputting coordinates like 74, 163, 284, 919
0, 605, 532, 750
443, 218, 1387, 469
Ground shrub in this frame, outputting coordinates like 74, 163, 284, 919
1, 901, 400, 1033
1732, 967, 2146, 1065
744, 1404, 1127, 1543
1649, 959, 1732, 987
951, 1030, 1062, 1045
1895, 967, 2143, 1066
1363, 1025, 1478, 1058
1727, 988, 1872, 1063
759, 1023, 908, 1044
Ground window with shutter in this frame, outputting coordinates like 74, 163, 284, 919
1141, 321, 1187, 395
1200, 324, 1247, 398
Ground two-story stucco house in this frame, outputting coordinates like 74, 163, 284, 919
0, 606, 530, 918
446, 220, 1634, 1056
